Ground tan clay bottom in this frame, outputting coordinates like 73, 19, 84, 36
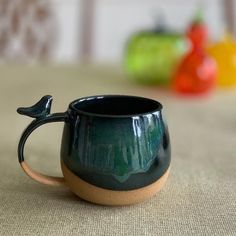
61, 161, 170, 206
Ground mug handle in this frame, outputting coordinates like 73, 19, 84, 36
17, 95, 68, 186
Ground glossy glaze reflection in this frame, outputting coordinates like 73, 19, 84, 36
61, 97, 171, 190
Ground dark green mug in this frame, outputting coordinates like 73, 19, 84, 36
17, 95, 171, 205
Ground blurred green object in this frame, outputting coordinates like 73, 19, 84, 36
124, 31, 188, 85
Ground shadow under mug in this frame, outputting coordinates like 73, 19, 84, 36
17, 95, 171, 206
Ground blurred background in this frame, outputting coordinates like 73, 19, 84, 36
0, 0, 233, 64
0, 1, 236, 235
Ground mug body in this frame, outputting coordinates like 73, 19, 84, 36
60, 95, 171, 205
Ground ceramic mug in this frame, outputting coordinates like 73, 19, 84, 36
17, 95, 171, 205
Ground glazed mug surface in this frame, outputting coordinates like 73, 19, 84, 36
17, 95, 171, 205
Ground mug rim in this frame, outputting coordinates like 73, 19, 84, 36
69, 94, 163, 118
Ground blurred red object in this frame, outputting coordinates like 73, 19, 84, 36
173, 13, 217, 95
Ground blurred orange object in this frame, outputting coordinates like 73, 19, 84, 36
208, 34, 236, 87
173, 13, 217, 95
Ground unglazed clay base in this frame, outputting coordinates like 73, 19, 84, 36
61, 161, 170, 206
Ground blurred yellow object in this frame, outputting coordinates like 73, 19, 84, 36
208, 34, 236, 87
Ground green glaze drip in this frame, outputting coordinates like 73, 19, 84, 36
68, 113, 164, 183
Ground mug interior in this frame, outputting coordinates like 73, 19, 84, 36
70, 95, 162, 117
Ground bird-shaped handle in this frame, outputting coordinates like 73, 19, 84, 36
17, 95, 53, 119
17, 95, 68, 186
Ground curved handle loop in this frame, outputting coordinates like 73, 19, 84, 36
17, 95, 68, 186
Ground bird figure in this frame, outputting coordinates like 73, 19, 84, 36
17, 95, 53, 119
